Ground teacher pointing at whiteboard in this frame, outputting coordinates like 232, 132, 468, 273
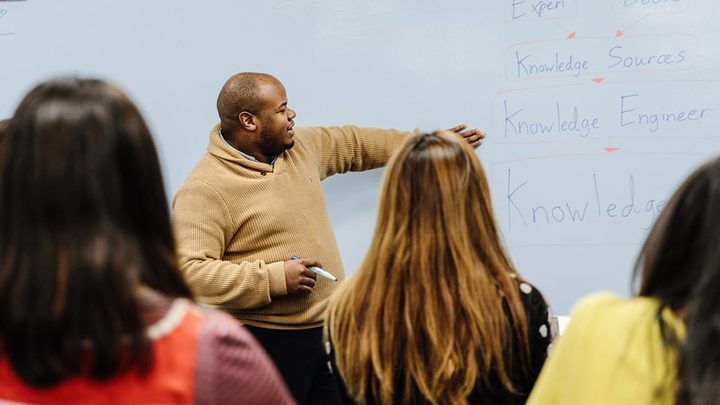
172, 72, 483, 404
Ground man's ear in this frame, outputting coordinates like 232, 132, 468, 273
238, 112, 257, 131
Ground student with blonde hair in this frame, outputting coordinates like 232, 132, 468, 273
325, 131, 552, 404
528, 155, 720, 405
0, 77, 294, 404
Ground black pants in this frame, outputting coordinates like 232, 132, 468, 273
246, 325, 343, 405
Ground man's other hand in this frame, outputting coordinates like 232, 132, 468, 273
284, 258, 319, 294
446, 123, 485, 148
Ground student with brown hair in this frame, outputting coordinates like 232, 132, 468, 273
0, 77, 294, 404
325, 131, 552, 404
528, 156, 720, 405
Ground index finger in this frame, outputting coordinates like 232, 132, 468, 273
299, 258, 322, 268
460, 128, 482, 137
463, 130, 485, 141
302, 268, 318, 280
446, 123, 467, 133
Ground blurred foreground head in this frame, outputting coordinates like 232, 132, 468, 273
636, 155, 720, 404
0, 77, 191, 387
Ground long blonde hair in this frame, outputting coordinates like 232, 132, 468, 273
327, 131, 530, 404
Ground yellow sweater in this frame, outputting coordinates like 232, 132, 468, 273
172, 124, 410, 329
527, 293, 685, 405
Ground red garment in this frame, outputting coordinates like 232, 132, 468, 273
0, 298, 295, 404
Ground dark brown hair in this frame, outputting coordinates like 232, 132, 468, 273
635, 156, 720, 404
0, 77, 192, 387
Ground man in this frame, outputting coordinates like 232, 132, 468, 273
172, 72, 483, 404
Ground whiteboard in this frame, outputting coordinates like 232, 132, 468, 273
2, 0, 719, 314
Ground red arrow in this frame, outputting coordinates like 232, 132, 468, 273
605, 137, 619, 152
616, 14, 649, 37
551, 19, 575, 39
592, 77, 605, 84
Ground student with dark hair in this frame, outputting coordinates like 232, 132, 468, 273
325, 131, 552, 404
0, 119, 8, 143
0, 77, 294, 404
528, 156, 720, 404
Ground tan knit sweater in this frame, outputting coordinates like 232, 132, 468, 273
172, 124, 410, 329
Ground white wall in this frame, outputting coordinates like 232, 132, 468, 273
2, 0, 719, 313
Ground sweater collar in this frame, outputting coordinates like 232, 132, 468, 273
218, 128, 277, 166
207, 123, 286, 173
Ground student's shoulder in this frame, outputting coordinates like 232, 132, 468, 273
512, 278, 549, 310
571, 292, 643, 318
573, 292, 623, 309
191, 306, 295, 403
194, 305, 255, 343
566, 293, 661, 335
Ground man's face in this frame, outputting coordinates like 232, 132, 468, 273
254, 79, 296, 157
